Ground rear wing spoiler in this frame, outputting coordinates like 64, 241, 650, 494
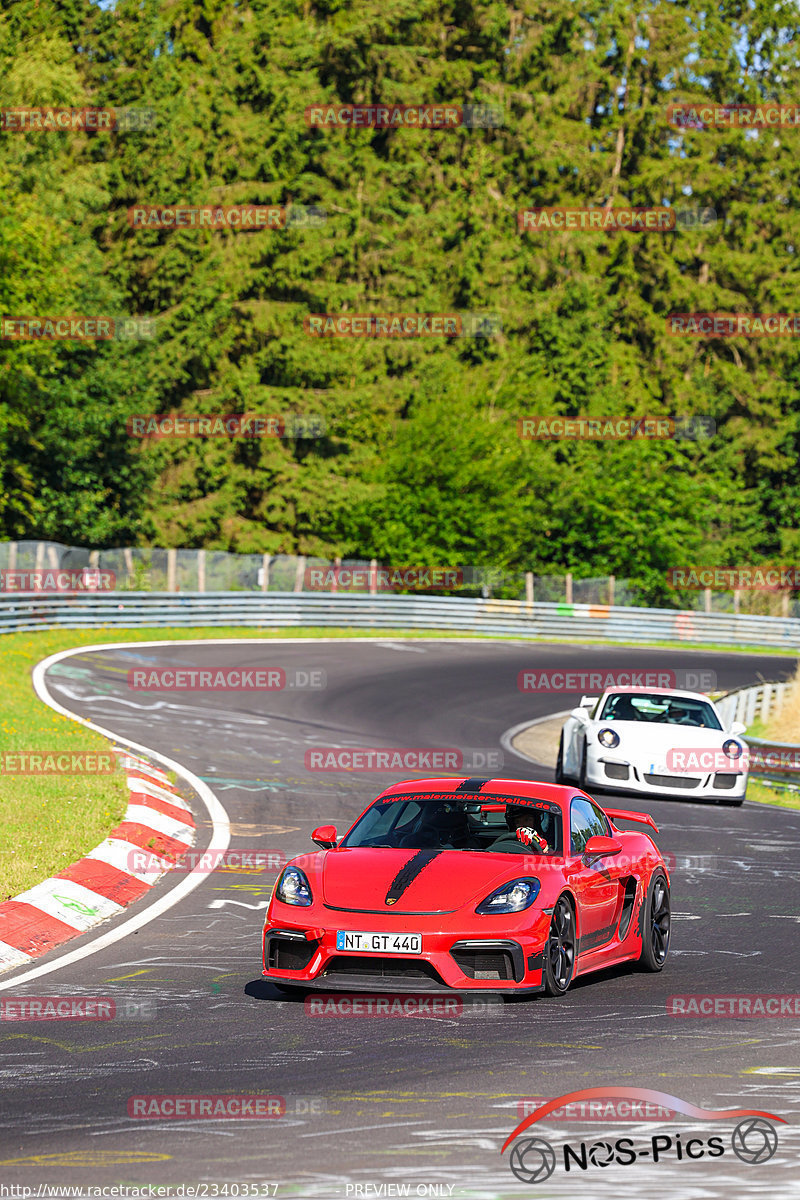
604, 807, 659, 833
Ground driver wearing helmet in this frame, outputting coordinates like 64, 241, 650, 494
489, 803, 553, 854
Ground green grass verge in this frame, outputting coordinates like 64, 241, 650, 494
1, 623, 797, 900
747, 778, 800, 809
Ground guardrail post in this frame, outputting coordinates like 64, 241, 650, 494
704, 587, 711, 613
35, 542, 45, 572
565, 573, 573, 604
332, 557, 341, 594
293, 555, 306, 593
525, 571, 533, 608
46, 545, 58, 569
744, 687, 758, 726
608, 575, 615, 606
733, 587, 740, 614
782, 592, 790, 618
369, 559, 378, 595
167, 548, 177, 592
260, 553, 270, 592
7, 542, 16, 571
89, 550, 99, 568
759, 684, 772, 723
197, 549, 206, 593
123, 547, 134, 589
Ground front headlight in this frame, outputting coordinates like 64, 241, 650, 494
476, 877, 540, 914
722, 739, 743, 760
598, 727, 620, 748
276, 865, 313, 907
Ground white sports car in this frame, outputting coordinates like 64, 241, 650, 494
556, 687, 748, 805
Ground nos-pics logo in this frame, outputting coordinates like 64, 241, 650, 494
502, 1087, 783, 1184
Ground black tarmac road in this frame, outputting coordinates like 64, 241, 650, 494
1, 637, 799, 1199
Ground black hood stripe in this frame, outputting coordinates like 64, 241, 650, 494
455, 777, 493, 793
385, 849, 442, 905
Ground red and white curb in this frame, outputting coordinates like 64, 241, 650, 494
0, 750, 196, 975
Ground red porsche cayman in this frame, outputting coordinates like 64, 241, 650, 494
261, 776, 671, 996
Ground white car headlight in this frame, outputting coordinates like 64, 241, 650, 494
598, 727, 620, 749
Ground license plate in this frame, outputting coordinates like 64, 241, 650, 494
649, 763, 673, 775
336, 931, 422, 954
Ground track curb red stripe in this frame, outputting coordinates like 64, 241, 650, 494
0, 749, 196, 972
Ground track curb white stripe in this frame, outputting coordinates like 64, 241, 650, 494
0, 641, 230, 991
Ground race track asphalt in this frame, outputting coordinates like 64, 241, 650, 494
1, 637, 798, 1199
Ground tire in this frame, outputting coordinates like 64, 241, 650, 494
554, 734, 567, 784
543, 895, 576, 996
638, 870, 671, 971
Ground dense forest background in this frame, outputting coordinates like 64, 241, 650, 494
1, 0, 799, 603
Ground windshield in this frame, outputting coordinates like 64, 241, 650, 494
598, 692, 722, 730
340, 792, 563, 855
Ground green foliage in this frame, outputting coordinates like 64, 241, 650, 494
0, 0, 798, 600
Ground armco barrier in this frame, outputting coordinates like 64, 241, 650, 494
716, 680, 800, 782
0, 591, 799, 648
715, 680, 793, 727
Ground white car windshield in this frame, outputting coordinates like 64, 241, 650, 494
598, 693, 722, 730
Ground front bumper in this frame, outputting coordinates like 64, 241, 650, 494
262, 912, 550, 992
586, 751, 747, 799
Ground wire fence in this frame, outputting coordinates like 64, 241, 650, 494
0, 540, 797, 616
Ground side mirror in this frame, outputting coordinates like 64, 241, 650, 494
729, 721, 746, 736
583, 835, 623, 861
570, 707, 589, 721
311, 824, 338, 849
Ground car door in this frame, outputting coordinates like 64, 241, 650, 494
567, 797, 624, 953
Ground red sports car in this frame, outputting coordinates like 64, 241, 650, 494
261, 776, 671, 996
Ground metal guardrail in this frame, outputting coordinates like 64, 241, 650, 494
716, 680, 800, 783
715, 681, 793, 728
1, 591, 800, 648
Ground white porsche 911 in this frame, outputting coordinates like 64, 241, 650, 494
556, 687, 748, 805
